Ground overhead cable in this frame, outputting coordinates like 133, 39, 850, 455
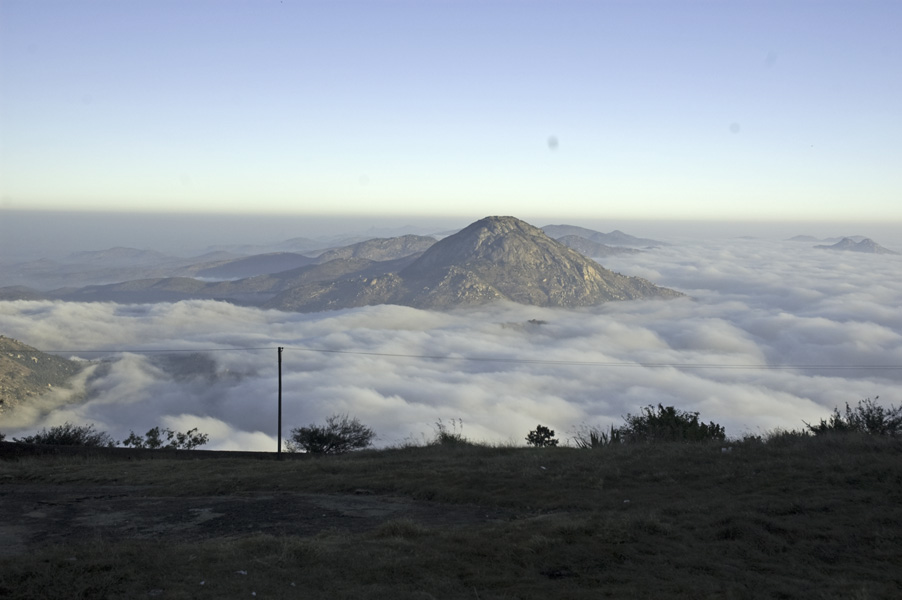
14, 344, 900, 371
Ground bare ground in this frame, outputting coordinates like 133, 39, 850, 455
0, 483, 513, 558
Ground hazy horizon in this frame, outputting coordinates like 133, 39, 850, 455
2, 209, 900, 262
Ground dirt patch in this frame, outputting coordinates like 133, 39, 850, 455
0, 484, 513, 557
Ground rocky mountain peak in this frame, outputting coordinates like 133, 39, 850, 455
401, 216, 557, 278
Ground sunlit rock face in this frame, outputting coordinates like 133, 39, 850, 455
267, 216, 683, 312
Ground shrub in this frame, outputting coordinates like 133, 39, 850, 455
431, 418, 468, 446
805, 397, 902, 437
572, 424, 621, 449
13, 422, 116, 447
284, 414, 375, 454
526, 424, 559, 447
0, 431, 5, 442
120, 426, 210, 450
616, 404, 726, 444
762, 428, 811, 446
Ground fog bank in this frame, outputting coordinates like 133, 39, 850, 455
2, 238, 900, 450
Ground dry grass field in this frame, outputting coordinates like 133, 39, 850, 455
1, 434, 901, 599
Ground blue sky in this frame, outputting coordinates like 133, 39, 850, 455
1, 0, 900, 222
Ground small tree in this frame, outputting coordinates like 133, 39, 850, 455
14, 422, 116, 447
120, 426, 210, 450
284, 414, 375, 454
526, 424, 559, 447
616, 404, 725, 444
805, 397, 902, 437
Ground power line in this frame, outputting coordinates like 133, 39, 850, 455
8, 344, 901, 371
15, 347, 275, 354
284, 346, 902, 371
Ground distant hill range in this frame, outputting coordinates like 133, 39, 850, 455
195, 253, 317, 280
541, 225, 666, 248
813, 238, 899, 255
194, 235, 437, 280
0, 235, 435, 290
0, 336, 84, 414
787, 235, 869, 243
64, 247, 175, 267
0, 249, 243, 290
553, 235, 641, 258
0, 286, 46, 301
0, 217, 680, 312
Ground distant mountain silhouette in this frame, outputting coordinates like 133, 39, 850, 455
0, 286, 46, 301
788, 235, 868, 243
1, 249, 243, 290
555, 235, 641, 258
196, 253, 317, 279
541, 225, 666, 248
0, 234, 433, 291
814, 238, 899, 255
266, 216, 682, 312
64, 247, 175, 266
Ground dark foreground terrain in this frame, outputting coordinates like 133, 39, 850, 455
1, 435, 900, 599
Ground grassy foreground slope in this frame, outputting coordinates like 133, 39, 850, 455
1, 435, 901, 599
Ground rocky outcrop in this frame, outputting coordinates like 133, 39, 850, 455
0, 336, 84, 414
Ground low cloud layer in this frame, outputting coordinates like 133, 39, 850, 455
2, 238, 900, 450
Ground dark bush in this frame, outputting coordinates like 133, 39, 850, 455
616, 404, 725, 444
431, 418, 469, 446
120, 426, 209, 450
805, 397, 902, 437
526, 425, 559, 447
13, 422, 116, 447
284, 414, 375, 454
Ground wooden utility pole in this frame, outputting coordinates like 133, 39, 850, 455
278, 346, 283, 460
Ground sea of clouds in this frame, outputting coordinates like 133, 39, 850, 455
2, 237, 901, 450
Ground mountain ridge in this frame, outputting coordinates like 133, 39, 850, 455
265, 216, 682, 312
